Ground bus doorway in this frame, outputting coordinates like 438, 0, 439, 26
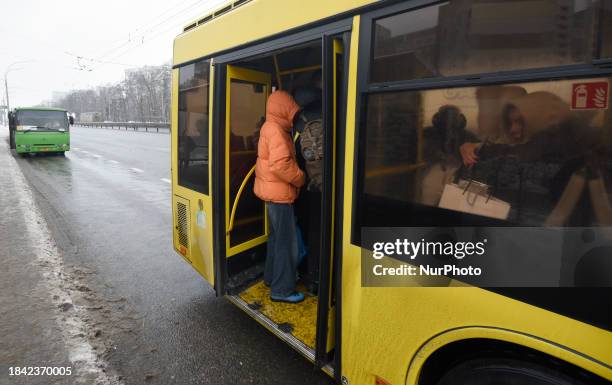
217, 36, 345, 367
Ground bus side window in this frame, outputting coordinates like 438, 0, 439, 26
177, 59, 210, 195
355, 78, 612, 229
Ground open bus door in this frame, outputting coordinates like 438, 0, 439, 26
214, 35, 346, 370
8, 111, 16, 149
314, 35, 345, 370
224, 66, 271, 260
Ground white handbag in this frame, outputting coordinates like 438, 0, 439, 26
439, 179, 511, 220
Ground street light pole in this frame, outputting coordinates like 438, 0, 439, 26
4, 60, 34, 112
4, 75, 10, 112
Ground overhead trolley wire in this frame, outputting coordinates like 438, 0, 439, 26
93, 0, 215, 62
92, 0, 224, 69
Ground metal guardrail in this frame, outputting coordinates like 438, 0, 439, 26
76, 122, 170, 133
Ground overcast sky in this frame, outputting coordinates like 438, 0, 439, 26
1, 0, 226, 107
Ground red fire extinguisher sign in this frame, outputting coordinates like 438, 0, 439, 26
571, 81, 609, 110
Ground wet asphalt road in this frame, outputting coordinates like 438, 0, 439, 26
5, 126, 333, 385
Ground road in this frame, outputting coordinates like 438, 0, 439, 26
0, 126, 333, 385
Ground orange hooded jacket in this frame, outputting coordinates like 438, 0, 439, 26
254, 91, 305, 204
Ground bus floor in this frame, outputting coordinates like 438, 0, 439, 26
238, 280, 317, 349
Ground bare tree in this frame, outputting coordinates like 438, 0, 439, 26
51, 63, 171, 123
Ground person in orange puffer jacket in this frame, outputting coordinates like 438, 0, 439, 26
254, 90, 306, 303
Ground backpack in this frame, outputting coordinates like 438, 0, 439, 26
299, 118, 324, 192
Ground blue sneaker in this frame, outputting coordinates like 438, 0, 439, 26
270, 292, 305, 303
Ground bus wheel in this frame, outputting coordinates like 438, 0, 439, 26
436, 358, 584, 385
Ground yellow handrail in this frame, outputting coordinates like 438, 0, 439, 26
228, 164, 256, 233
228, 130, 300, 233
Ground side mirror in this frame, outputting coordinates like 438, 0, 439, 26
69, 116, 74, 125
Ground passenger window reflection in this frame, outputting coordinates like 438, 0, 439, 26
359, 77, 612, 227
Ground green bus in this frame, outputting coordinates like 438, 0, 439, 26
8, 107, 71, 155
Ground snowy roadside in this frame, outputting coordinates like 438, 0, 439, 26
0, 128, 123, 385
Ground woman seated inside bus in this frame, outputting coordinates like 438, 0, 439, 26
455, 91, 608, 225
459, 91, 586, 161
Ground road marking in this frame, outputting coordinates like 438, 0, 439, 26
108, 160, 119, 164
161, 178, 171, 184
130, 167, 144, 173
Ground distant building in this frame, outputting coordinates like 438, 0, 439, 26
437, 0, 591, 76
373, 0, 595, 80
79, 112, 102, 123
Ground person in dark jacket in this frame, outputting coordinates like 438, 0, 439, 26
420, 105, 478, 205
457, 92, 588, 224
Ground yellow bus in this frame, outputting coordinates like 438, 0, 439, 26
171, 1, 612, 384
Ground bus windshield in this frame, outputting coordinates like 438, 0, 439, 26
16, 110, 69, 131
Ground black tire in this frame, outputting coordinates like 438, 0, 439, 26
436, 358, 585, 385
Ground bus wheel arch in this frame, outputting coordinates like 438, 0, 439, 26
408, 329, 608, 385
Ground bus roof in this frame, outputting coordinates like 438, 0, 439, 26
14, 107, 68, 112
173, 0, 377, 67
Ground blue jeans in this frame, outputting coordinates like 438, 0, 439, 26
264, 202, 298, 297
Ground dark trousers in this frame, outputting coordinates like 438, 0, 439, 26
264, 202, 298, 297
